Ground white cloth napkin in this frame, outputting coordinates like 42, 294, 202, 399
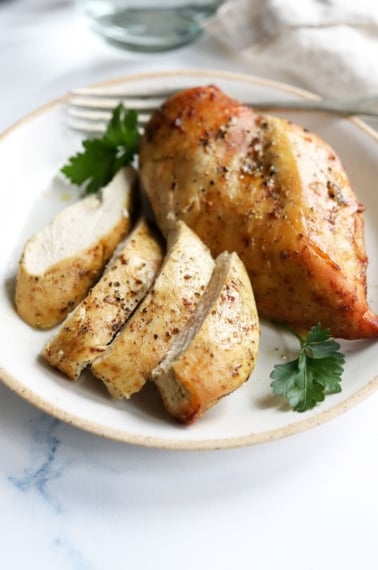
206, 0, 378, 97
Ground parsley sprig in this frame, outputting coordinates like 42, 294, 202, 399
270, 324, 345, 412
61, 104, 140, 194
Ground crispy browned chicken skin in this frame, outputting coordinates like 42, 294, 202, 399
139, 85, 378, 339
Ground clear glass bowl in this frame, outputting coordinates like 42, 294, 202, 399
76, 1, 223, 52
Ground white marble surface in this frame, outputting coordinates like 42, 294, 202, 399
1, 1, 378, 568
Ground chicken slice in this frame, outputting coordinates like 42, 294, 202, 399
42, 218, 164, 381
152, 251, 260, 424
91, 221, 215, 399
15, 166, 136, 329
139, 86, 378, 339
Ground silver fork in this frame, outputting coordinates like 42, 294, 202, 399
67, 87, 378, 133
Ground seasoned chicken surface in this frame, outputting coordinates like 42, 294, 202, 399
42, 218, 164, 380
91, 221, 215, 398
152, 251, 260, 424
16, 167, 135, 328
139, 86, 378, 339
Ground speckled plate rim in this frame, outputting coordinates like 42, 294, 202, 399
1, 365, 378, 450
0, 68, 377, 451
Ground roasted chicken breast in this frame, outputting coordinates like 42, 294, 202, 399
152, 251, 260, 424
16, 167, 135, 328
91, 221, 215, 398
42, 218, 164, 380
139, 86, 378, 339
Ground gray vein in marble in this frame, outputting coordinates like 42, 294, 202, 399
8, 413, 64, 510
53, 537, 93, 570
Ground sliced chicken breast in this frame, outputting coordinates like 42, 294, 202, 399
152, 251, 260, 424
91, 221, 215, 399
42, 218, 164, 381
15, 166, 136, 329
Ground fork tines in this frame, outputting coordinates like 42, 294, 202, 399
67, 88, 171, 133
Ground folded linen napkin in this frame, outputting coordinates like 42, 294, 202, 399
206, 0, 378, 98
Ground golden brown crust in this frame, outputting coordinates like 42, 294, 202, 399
152, 251, 260, 424
16, 218, 128, 329
140, 86, 378, 339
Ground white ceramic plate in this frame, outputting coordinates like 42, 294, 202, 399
1, 69, 377, 450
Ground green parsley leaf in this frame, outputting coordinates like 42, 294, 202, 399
270, 323, 345, 412
61, 104, 140, 194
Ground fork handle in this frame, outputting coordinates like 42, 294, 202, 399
248, 96, 378, 117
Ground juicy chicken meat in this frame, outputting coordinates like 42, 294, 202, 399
152, 251, 260, 424
42, 218, 164, 380
91, 221, 215, 398
16, 167, 135, 328
139, 86, 378, 339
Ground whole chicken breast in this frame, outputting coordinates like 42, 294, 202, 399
91, 221, 215, 398
16, 167, 135, 329
42, 218, 164, 380
152, 251, 260, 424
139, 86, 378, 339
